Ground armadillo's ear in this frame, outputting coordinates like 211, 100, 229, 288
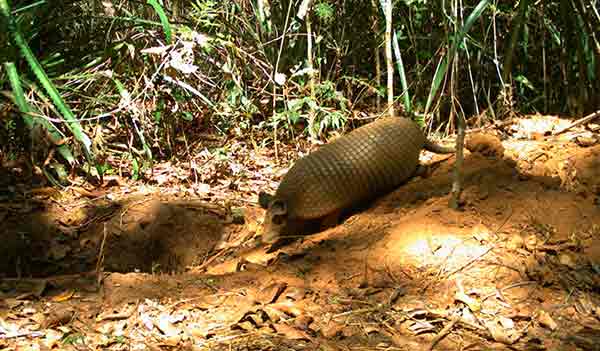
270, 199, 287, 216
258, 191, 273, 209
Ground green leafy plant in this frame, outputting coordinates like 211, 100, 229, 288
273, 80, 349, 139
314, 2, 335, 25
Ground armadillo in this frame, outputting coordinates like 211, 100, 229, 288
259, 117, 454, 243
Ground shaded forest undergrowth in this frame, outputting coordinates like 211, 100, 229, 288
2, 114, 600, 350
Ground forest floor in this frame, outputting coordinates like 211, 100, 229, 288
1, 114, 600, 350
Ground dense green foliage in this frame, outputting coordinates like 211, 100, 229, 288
1, 0, 598, 181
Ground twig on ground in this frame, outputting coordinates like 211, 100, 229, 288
429, 315, 459, 350
552, 110, 600, 135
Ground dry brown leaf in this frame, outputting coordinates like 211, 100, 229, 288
211, 307, 248, 325
161, 334, 182, 346
319, 320, 345, 338
193, 294, 227, 309
284, 286, 308, 301
455, 290, 481, 312
71, 186, 105, 198
155, 313, 180, 337
95, 322, 114, 334
506, 234, 524, 250
51, 289, 75, 302
96, 304, 136, 321
558, 253, 576, 268
316, 340, 344, 351
257, 282, 288, 304
262, 305, 286, 323
524, 235, 538, 251
232, 320, 256, 331
390, 332, 422, 348
484, 320, 521, 344
272, 323, 312, 341
498, 316, 515, 329
30, 312, 46, 325
4, 298, 25, 309
269, 301, 304, 317
576, 136, 597, 147
294, 315, 314, 331
188, 326, 213, 339
363, 325, 382, 335
41, 329, 64, 349
537, 310, 557, 330
250, 309, 269, 326
408, 320, 436, 334
144, 342, 163, 351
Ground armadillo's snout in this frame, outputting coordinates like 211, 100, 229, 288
261, 199, 288, 244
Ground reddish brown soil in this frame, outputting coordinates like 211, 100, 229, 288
1, 115, 600, 350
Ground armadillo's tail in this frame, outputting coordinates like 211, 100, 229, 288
424, 139, 455, 154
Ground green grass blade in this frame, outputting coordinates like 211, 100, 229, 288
392, 31, 411, 112
1, 1, 96, 170
4, 62, 75, 165
425, 0, 490, 114
147, 0, 172, 44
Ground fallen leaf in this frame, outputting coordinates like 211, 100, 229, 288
41, 329, 64, 348
537, 310, 557, 330
408, 320, 436, 334
558, 253, 576, 268
455, 290, 481, 312
51, 289, 75, 302
506, 235, 524, 250
525, 235, 538, 251
484, 320, 521, 344
283, 286, 307, 301
161, 334, 182, 346
257, 282, 288, 304
294, 315, 314, 331
262, 305, 286, 323
272, 323, 312, 341
155, 313, 180, 337
269, 301, 304, 317
498, 316, 515, 329
319, 320, 345, 338
232, 320, 255, 331
363, 325, 382, 335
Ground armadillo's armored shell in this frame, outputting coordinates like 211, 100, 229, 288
274, 117, 426, 221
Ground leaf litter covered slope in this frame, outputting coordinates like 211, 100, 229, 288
2, 115, 600, 350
